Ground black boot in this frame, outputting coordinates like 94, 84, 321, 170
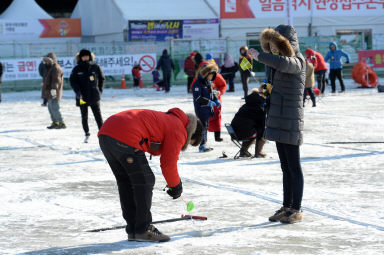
312, 97, 316, 107
255, 138, 267, 158
239, 140, 253, 158
215, 131, 223, 142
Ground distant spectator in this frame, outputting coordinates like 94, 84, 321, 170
42, 52, 65, 129
156, 49, 174, 93
132, 63, 142, 88
304, 61, 316, 107
205, 53, 215, 65
239, 46, 253, 98
324, 42, 350, 93
220, 54, 239, 92
70, 49, 105, 143
184, 52, 196, 93
305, 48, 328, 94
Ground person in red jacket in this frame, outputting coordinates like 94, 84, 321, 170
132, 63, 142, 88
305, 48, 328, 94
184, 51, 197, 93
209, 73, 227, 142
98, 108, 204, 242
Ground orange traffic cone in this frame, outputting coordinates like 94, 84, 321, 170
120, 73, 126, 89
139, 80, 144, 88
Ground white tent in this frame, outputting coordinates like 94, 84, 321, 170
71, 0, 218, 42
0, 0, 52, 19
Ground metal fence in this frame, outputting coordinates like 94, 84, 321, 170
1, 34, 383, 91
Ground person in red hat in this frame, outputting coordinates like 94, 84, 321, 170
98, 108, 204, 242
208, 72, 227, 142
305, 48, 328, 94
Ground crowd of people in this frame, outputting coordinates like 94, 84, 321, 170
0, 25, 354, 243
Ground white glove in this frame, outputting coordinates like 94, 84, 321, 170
251, 71, 256, 77
50, 89, 57, 99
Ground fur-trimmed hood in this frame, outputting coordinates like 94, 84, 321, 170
42, 52, 57, 66
75, 52, 96, 63
199, 63, 218, 78
182, 114, 198, 151
260, 25, 299, 57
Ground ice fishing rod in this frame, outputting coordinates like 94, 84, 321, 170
86, 214, 207, 233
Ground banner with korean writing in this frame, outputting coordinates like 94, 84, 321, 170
358, 49, 384, 68
1, 54, 157, 82
220, 0, 384, 18
129, 20, 183, 41
0, 19, 81, 41
183, 19, 219, 39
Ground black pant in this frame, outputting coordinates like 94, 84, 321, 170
315, 69, 326, 93
329, 68, 345, 92
99, 135, 155, 234
304, 88, 315, 102
80, 102, 103, 135
163, 72, 171, 92
276, 142, 304, 210
187, 76, 194, 93
240, 72, 250, 98
227, 77, 235, 91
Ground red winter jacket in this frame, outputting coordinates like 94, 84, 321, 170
132, 66, 142, 79
305, 49, 328, 71
184, 55, 195, 77
98, 108, 190, 187
212, 73, 226, 102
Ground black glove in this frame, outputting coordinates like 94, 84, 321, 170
166, 181, 183, 199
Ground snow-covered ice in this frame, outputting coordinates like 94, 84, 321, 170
1, 81, 383, 255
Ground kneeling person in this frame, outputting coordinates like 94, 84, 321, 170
98, 108, 204, 242
231, 89, 267, 158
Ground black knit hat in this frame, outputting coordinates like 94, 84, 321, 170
79, 49, 92, 58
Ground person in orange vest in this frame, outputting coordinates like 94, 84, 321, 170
98, 108, 204, 242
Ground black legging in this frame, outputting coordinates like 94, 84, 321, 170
80, 102, 103, 135
276, 142, 304, 210
329, 68, 345, 92
315, 69, 327, 93
163, 71, 171, 92
187, 76, 194, 93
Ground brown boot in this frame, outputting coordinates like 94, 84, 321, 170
239, 140, 253, 157
269, 206, 289, 222
135, 225, 170, 242
255, 138, 267, 158
280, 209, 303, 224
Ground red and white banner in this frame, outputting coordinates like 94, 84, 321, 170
0, 19, 81, 40
220, 0, 384, 19
358, 50, 384, 68
1, 54, 157, 82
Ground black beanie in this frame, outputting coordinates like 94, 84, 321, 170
79, 49, 92, 59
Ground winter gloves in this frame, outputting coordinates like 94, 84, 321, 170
207, 101, 216, 108
50, 89, 57, 99
166, 181, 183, 199
207, 99, 221, 108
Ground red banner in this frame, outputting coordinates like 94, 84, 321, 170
358, 50, 384, 68
220, 0, 255, 19
39, 18, 81, 38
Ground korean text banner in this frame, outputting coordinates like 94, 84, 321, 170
0, 19, 81, 40
358, 50, 384, 68
1, 54, 157, 82
183, 19, 219, 39
220, 0, 384, 19
129, 20, 183, 41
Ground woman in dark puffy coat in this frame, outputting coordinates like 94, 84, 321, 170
249, 25, 305, 224
231, 89, 266, 157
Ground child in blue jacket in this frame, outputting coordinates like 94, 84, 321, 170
192, 63, 220, 152
324, 42, 350, 93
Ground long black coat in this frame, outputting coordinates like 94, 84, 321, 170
231, 92, 266, 140
70, 61, 105, 106
157, 53, 174, 74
